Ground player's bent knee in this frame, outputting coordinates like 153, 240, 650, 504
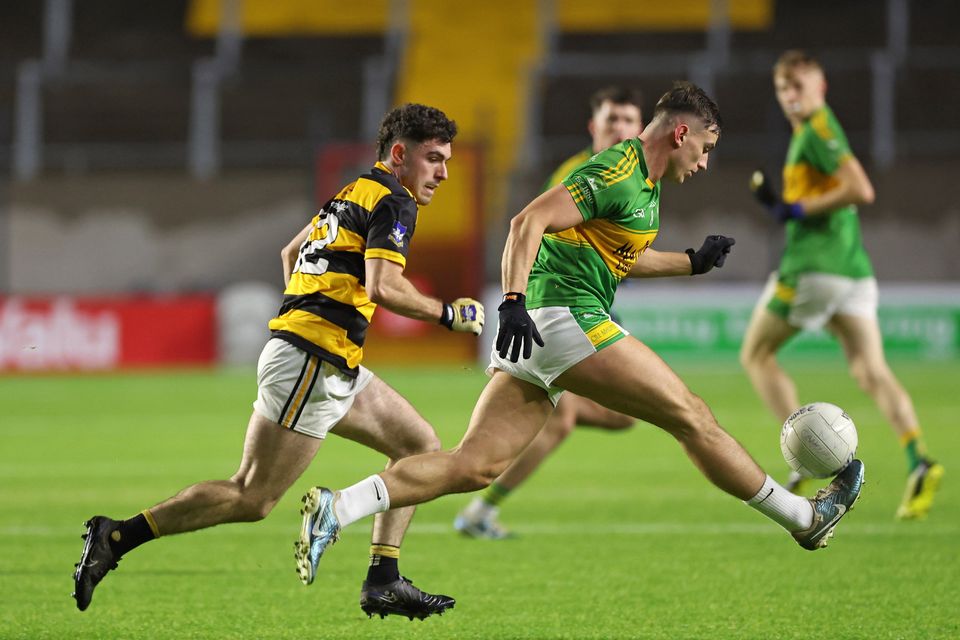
543, 414, 577, 439
605, 413, 635, 431
416, 430, 443, 454
390, 429, 442, 459
848, 359, 883, 393
449, 450, 503, 493
235, 492, 280, 522
739, 344, 769, 370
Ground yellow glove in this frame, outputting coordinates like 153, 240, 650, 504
440, 298, 485, 335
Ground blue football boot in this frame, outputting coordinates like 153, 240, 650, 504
793, 459, 865, 550
295, 487, 341, 585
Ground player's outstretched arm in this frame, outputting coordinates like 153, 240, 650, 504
630, 237, 734, 277
365, 258, 484, 334
629, 248, 697, 278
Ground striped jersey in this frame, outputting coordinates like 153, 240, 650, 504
526, 138, 659, 312
779, 104, 873, 279
268, 162, 418, 377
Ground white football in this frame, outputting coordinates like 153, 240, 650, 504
780, 402, 858, 478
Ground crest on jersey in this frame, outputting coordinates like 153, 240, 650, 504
586, 175, 607, 192
389, 221, 407, 247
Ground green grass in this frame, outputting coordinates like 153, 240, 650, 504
1, 357, 957, 639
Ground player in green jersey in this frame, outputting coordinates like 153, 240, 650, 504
454, 86, 642, 539
740, 50, 942, 519
296, 83, 865, 579
543, 86, 645, 189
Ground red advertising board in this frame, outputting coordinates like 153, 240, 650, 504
0, 295, 217, 372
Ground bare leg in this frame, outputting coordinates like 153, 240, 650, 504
828, 313, 920, 437
740, 306, 801, 422
379, 372, 555, 507
150, 411, 322, 535
494, 394, 576, 490
330, 376, 441, 547
557, 337, 766, 500
495, 393, 633, 491
573, 394, 635, 431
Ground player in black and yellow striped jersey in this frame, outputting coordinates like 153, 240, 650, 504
72, 104, 482, 621
269, 159, 430, 376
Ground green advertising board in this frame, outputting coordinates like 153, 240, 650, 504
612, 285, 960, 359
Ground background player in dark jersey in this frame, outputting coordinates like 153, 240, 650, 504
73, 104, 483, 620
741, 50, 942, 518
299, 84, 864, 578
455, 86, 641, 538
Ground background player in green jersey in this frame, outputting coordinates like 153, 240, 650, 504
454, 86, 642, 539
542, 85, 645, 190
740, 50, 942, 519
298, 83, 865, 579
72, 104, 483, 620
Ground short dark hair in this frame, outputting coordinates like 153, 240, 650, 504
652, 81, 722, 132
376, 103, 458, 160
589, 86, 644, 115
773, 49, 823, 76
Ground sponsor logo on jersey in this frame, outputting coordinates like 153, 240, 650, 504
586, 176, 608, 192
389, 221, 407, 247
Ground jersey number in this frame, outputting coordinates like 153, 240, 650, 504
293, 212, 340, 276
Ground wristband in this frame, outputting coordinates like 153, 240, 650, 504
439, 303, 454, 329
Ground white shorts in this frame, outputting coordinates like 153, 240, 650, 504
487, 306, 628, 406
763, 272, 879, 331
253, 338, 374, 439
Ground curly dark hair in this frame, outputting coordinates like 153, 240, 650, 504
652, 81, 722, 132
376, 103, 458, 160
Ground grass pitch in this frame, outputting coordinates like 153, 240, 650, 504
1, 356, 957, 639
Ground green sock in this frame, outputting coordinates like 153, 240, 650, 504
481, 482, 512, 507
901, 431, 924, 473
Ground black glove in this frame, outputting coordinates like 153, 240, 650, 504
686, 235, 736, 275
749, 169, 804, 222
495, 293, 544, 363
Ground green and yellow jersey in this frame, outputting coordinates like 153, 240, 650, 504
527, 138, 659, 312
269, 162, 417, 377
778, 105, 873, 280
543, 147, 593, 191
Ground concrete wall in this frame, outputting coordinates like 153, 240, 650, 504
7, 171, 312, 294
6, 161, 960, 295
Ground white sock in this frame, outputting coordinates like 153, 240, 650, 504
333, 475, 390, 528
745, 474, 814, 532
465, 497, 497, 521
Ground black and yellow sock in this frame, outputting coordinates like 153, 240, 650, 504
366, 544, 400, 586
108, 511, 158, 557
480, 481, 512, 508
900, 430, 926, 473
